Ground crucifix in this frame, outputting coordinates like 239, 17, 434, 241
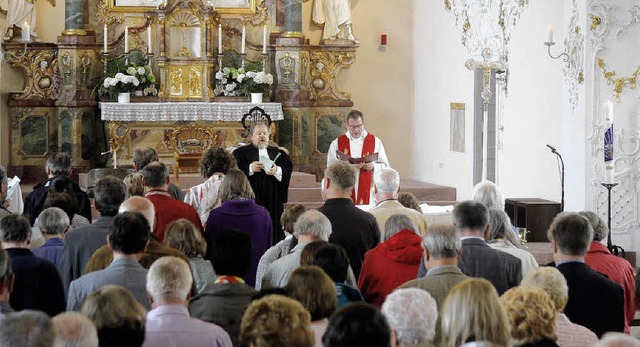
465, 48, 507, 181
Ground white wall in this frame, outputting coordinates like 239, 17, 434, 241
413, 0, 575, 205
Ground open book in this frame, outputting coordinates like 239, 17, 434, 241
336, 151, 379, 165
259, 152, 281, 172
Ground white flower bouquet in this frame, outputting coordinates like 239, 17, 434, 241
97, 60, 157, 101
214, 62, 274, 97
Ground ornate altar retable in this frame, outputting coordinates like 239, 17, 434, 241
101, 101, 283, 164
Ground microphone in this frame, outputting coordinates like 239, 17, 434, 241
546, 144, 557, 153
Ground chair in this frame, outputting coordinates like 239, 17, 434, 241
169, 125, 216, 183
241, 106, 273, 141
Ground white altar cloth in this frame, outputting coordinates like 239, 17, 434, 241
100, 102, 284, 122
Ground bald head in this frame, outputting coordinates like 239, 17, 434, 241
119, 196, 156, 230
52, 312, 98, 347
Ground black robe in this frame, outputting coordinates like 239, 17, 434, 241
233, 144, 293, 244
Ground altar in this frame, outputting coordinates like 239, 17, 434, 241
100, 102, 284, 166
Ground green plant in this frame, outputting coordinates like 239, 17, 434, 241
96, 54, 157, 101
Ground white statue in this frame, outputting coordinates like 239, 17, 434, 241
0, 0, 39, 41
312, 0, 358, 44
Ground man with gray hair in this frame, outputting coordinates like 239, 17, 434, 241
32, 207, 69, 267
0, 310, 55, 347
548, 212, 624, 337
400, 224, 468, 308
52, 312, 99, 347
23, 152, 91, 225
261, 210, 332, 288
358, 214, 423, 307
472, 179, 520, 246
144, 256, 232, 346
381, 288, 438, 347
319, 161, 380, 279
0, 165, 10, 220
580, 210, 635, 333
368, 168, 428, 241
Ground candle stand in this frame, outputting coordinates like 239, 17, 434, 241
601, 182, 624, 257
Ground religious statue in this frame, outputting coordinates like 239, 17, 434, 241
0, 0, 51, 41
312, 0, 358, 44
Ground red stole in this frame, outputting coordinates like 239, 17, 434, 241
337, 133, 376, 205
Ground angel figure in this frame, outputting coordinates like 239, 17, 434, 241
0, 0, 53, 41
312, 0, 358, 44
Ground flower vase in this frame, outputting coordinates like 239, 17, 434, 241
250, 93, 263, 104
117, 92, 131, 103
134, 90, 144, 96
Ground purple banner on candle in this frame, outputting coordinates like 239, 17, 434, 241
604, 124, 614, 162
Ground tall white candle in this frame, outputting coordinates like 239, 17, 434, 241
124, 26, 129, 52
604, 100, 614, 184
241, 24, 246, 54
22, 22, 30, 42
546, 25, 554, 43
104, 24, 108, 52
147, 26, 152, 52
218, 23, 222, 54
262, 24, 267, 54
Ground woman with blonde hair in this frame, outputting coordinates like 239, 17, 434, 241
240, 295, 314, 347
164, 219, 216, 293
80, 285, 147, 347
204, 168, 272, 287
500, 286, 559, 347
440, 278, 510, 347
287, 265, 338, 347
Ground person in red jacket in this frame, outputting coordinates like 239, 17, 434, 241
581, 211, 635, 334
357, 214, 422, 307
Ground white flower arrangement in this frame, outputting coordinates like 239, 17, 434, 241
215, 62, 274, 97
98, 63, 157, 100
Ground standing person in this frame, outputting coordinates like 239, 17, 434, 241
318, 161, 380, 279
184, 147, 234, 227
233, 122, 292, 243
204, 169, 272, 287
32, 207, 69, 267
326, 110, 389, 205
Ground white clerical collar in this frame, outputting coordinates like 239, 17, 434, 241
346, 129, 368, 141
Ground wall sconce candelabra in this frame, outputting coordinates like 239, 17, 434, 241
544, 41, 569, 62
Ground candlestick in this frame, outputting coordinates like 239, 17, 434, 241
147, 26, 152, 52
22, 22, 30, 42
546, 25, 553, 43
104, 24, 108, 52
125, 26, 129, 52
262, 25, 267, 54
218, 23, 222, 54
241, 24, 246, 54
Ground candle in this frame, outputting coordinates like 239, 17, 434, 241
147, 26, 152, 52
124, 26, 129, 52
241, 24, 246, 54
104, 24, 108, 52
604, 100, 614, 184
546, 25, 554, 43
22, 22, 30, 42
262, 24, 267, 54
218, 23, 222, 54
113, 148, 117, 169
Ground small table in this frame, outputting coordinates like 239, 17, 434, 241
505, 198, 562, 242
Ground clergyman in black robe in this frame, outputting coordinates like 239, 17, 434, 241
233, 122, 292, 244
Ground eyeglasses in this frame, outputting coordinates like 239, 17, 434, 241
348, 124, 364, 130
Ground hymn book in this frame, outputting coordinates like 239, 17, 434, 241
336, 151, 379, 164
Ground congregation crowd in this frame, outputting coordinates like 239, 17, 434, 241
0, 117, 638, 347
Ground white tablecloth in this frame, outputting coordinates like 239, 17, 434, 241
100, 102, 284, 122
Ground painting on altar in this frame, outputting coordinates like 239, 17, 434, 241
110, 0, 256, 13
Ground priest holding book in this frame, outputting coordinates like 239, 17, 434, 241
327, 110, 390, 205
234, 122, 293, 244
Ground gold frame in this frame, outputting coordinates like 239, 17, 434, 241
107, 0, 257, 14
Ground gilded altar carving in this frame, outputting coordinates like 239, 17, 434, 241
309, 51, 355, 102
278, 53, 296, 86
96, 0, 123, 25
241, 0, 268, 26
167, 124, 216, 154
597, 58, 639, 102
3, 47, 60, 100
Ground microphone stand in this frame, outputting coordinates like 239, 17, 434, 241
547, 145, 565, 211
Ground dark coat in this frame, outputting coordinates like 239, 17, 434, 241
23, 176, 92, 226
233, 144, 292, 244
558, 261, 625, 337
458, 238, 522, 295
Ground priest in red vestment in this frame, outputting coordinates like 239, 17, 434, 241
233, 122, 293, 244
327, 110, 390, 205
